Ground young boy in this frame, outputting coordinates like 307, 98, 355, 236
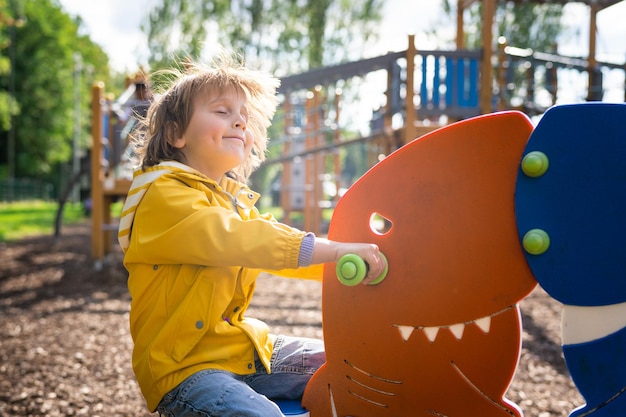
117, 52, 385, 416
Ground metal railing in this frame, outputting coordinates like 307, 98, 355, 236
0, 178, 54, 202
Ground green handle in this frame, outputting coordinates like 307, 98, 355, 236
336, 253, 388, 286
521, 151, 549, 178
522, 228, 550, 255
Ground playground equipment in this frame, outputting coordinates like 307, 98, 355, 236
286, 102, 625, 416
458, 0, 625, 109
90, 72, 150, 267
496, 38, 626, 114
516, 103, 626, 417
302, 111, 538, 416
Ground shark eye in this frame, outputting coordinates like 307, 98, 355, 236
370, 212, 392, 235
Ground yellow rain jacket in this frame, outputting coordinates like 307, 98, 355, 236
118, 161, 323, 411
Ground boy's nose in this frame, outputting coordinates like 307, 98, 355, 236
234, 116, 246, 129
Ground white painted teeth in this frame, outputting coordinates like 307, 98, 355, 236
475, 316, 491, 333
395, 315, 492, 343
423, 327, 439, 342
449, 323, 465, 339
397, 325, 415, 341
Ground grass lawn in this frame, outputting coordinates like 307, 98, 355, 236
0, 199, 326, 243
0, 201, 94, 242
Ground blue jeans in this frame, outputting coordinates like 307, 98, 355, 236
156, 335, 324, 417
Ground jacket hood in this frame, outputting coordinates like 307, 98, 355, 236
118, 161, 204, 252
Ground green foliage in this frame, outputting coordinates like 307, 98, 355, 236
442, 0, 563, 52
0, 0, 20, 132
496, 3, 562, 51
0, 200, 86, 241
143, 0, 384, 74
0, 0, 111, 181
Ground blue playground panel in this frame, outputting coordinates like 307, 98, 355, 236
515, 102, 626, 417
446, 57, 479, 108
515, 103, 626, 306
419, 55, 479, 111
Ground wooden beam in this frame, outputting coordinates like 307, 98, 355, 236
405, 34, 417, 144
589, 3, 598, 67
456, 0, 465, 49
90, 82, 104, 261
278, 52, 404, 94
456, 0, 481, 48
280, 97, 292, 220
480, 0, 496, 114
460, 0, 478, 8
587, 2, 599, 100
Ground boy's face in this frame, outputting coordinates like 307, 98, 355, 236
171, 85, 251, 181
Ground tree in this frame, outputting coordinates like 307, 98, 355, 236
493, 2, 562, 52
0, 0, 110, 182
143, 0, 384, 74
442, 0, 563, 52
0, 0, 19, 135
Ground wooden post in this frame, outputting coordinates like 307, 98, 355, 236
480, 0, 496, 115
587, 2, 599, 101
496, 37, 507, 111
90, 82, 104, 262
456, 0, 466, 50
304, 90, 315, 233
405, 34, 417, 145
281, 97, 293, 223
333, 88, 342, 206
550, 63, 558, 106
384, 62, 394, 154
312, 87, 323, 235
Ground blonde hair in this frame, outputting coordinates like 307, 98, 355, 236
134, 52, 280, 182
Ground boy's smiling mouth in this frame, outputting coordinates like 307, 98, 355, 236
224, 135, 245, 143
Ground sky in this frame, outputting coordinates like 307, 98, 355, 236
59, 0, 626, 72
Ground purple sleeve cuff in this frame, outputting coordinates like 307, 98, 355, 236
298, 232, 315, 267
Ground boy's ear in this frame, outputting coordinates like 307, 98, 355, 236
166, 121, 184, 149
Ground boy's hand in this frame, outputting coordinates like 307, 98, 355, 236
312, 238, 385, 284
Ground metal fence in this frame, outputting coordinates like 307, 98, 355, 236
0, 178, 55, 202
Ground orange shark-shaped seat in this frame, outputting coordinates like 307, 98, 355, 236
302, 111, 538, 416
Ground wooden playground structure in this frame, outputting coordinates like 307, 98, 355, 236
89, 72, 150, 268
89, 0, 625, 264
